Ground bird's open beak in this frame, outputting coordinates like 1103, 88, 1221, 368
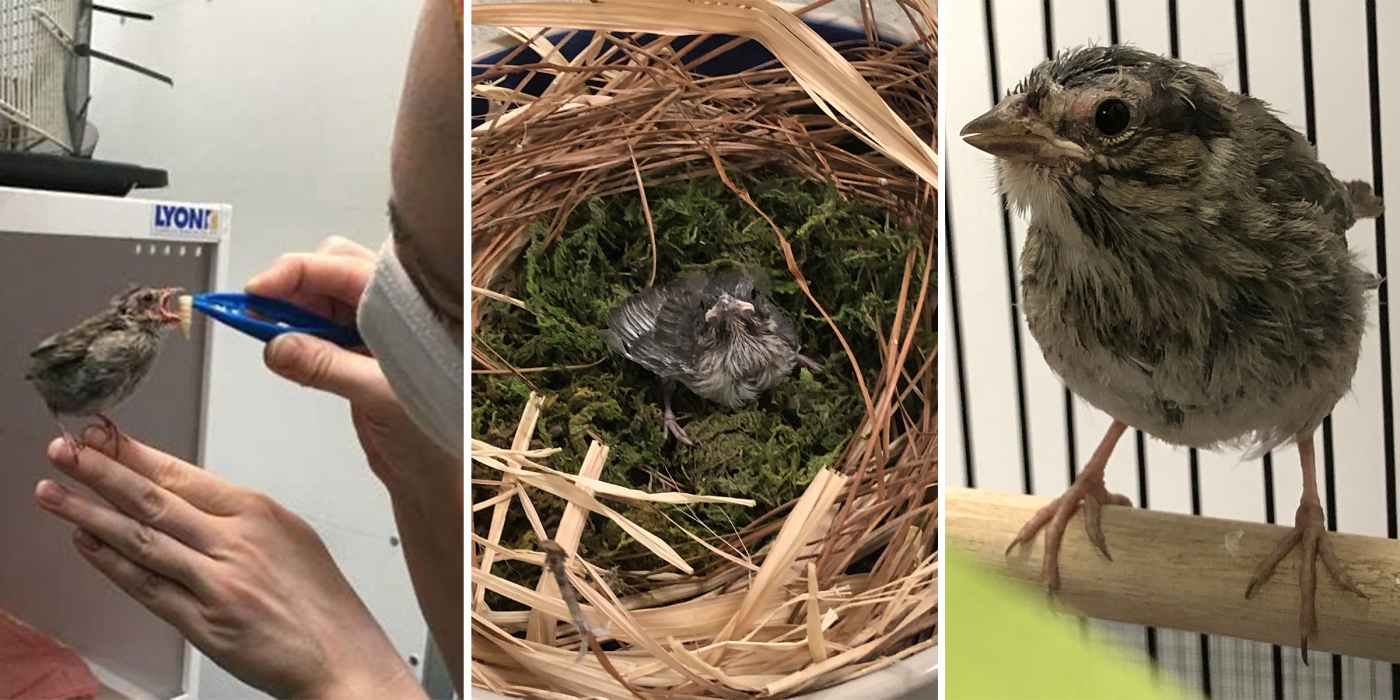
960, 94, 1089, 166
705, 293, 755, 323
156, 287, 185, 322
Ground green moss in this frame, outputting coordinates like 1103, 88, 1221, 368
472, 171, 926, 603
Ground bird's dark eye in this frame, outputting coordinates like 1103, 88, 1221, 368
749, 288, 760, 301
1094, 99, 1131, 136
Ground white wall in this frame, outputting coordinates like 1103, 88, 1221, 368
944, 0, 1400, 697
86, 2, 429, 698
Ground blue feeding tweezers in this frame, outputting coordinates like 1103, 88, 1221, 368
189, 293, 364, 347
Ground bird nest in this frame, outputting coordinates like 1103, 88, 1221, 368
470, 1, 937, 698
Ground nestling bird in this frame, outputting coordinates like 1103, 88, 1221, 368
600, 269, 824, 445
26, 285, 186, 458
961, 45, 1383, 656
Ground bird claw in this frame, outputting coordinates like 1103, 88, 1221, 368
55, 421, 85, 463
662, 412, 693, 446
796, 354, 824, 374
1005, 471, 1131, 593
1245, 498, 1365, 659
63, 434, 84, 463
93, 413, 125, 459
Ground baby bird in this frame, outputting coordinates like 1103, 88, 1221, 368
27, 285, 185, 458
961, 45, 1382, 655
600, 269, 824, 445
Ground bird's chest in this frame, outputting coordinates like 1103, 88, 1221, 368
1019, 218, 1270, 445
1019, 211, 1365, 448
682, 334, 796, 408
1021, 236, 1162, 399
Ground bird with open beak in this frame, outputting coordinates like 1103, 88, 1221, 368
961, 45, 1383, 656
600, 269, 824, 445
26, 285, 186, 458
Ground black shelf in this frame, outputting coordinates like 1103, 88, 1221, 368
0, 151, 166, 197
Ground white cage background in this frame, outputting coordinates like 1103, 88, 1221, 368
942, 0, 1400, 698
0, 0, 76, 151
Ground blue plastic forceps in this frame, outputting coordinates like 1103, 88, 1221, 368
189, 293, 364, 347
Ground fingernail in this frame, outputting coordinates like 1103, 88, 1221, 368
74, 529, 102, 552
245, 271, 267, 292
35, 480, 67, 507
81, 425, 108, 448
265, 334, 290, 370
47, 438, 74, 465
265, 333, 306, 372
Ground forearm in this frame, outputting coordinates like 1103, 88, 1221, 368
387, 464, 465, 694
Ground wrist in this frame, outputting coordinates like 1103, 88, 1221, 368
380, 447, 462, 506
305, 665, 425, 699
387, 473, 464, 550
353, 407, 460, 498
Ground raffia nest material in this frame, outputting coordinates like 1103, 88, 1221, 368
470, 1, 937, 698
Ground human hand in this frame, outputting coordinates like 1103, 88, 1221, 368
34, 428, 424, 699
246, 236, 374, 328
246, 237, 458, 494
247, 236, 463, 689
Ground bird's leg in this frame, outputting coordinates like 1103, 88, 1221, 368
1006, 419, 1133, 592
660, 378, 693, 446
795, 354, 824, 373
1245, 434, 1365, 659
94, 412, 126, 458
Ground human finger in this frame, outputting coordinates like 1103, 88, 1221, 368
245, 253, 373, 309
264, 332, 390, 404
317, 235, 376, 260
71, 528, 206, 628
281, 293, 359, 327
48, 432, 224, 551
255, 239, 369, 323
69, 431, 250, 518
291, 294, 359, 326
36, 480, 215, 599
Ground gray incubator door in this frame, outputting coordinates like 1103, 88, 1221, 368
0, 232, 214, 698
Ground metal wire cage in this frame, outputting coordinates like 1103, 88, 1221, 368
0, 0, 89, 155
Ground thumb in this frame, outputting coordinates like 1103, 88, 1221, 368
265, 333, 384, 402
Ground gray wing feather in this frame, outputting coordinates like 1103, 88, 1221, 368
604, 287, 665, 347
769, 304, 801, 351
602, 286, 692, 377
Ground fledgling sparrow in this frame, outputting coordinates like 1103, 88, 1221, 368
600, 269, 824, 445
961, 45, 1383, 655
26, 285, 186, 458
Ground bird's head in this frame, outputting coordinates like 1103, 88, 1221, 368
697, 272, 776, 340
115, 286, 185, 326
960, 45, 1235, 184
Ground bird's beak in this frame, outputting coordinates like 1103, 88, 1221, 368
706, 293, 755, 323
960, 94, 1089, 166
156, 287, 185, 322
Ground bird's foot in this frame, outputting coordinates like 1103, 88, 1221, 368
58, 425, 84, 464
1245, 498, 1366, 659
796, 354, 824, 374
1005, 471, 1132, 593
94, 413, 125, 459
662, 410, 693, 446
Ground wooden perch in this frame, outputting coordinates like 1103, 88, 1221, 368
946, 487, 1400, 663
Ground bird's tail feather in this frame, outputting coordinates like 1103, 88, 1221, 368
1229, 425, 1300, 462
1347, 180, 1384, 219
